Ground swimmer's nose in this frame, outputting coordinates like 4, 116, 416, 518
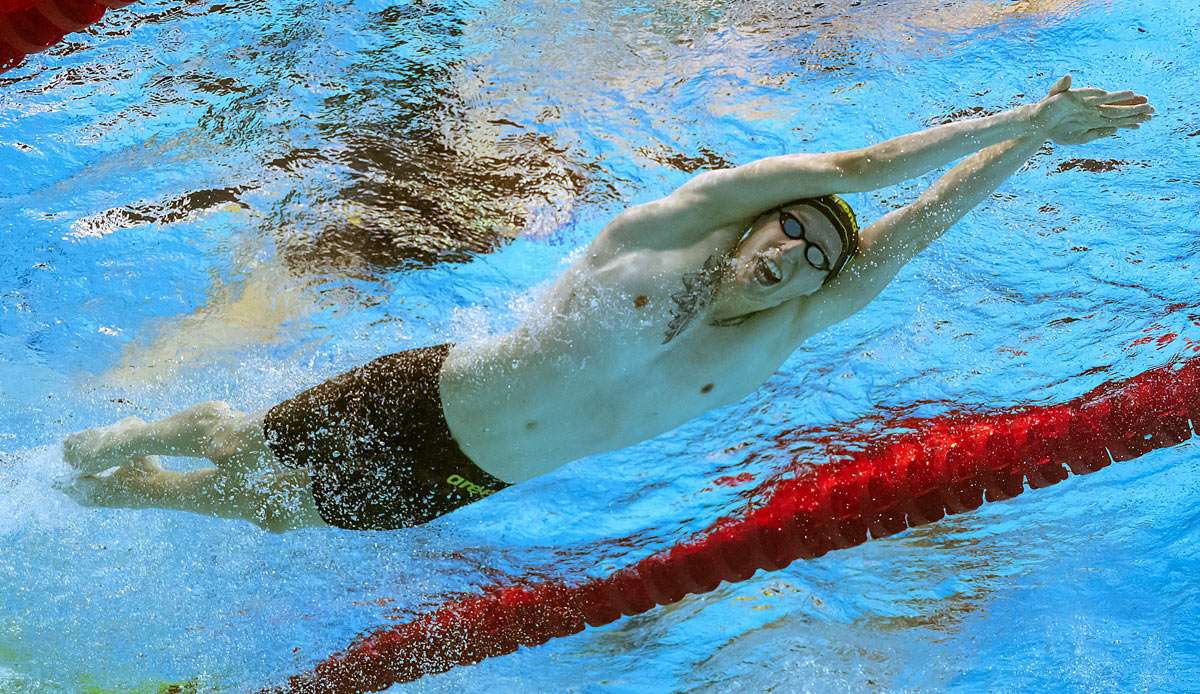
806, 245, 826, 269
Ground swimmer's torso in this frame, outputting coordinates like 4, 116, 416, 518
439, 222, 815, 483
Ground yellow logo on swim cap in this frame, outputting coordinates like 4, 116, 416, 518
826, 194, 858, 233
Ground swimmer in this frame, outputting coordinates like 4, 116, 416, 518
63, 75, 1154, 532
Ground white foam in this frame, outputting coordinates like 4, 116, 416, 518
0, 444, 79, 537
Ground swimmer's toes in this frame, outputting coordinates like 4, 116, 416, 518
60, 473, 113, 507
61, 432, 92, 468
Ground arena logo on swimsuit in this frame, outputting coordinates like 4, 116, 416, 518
445, 474, 498, 497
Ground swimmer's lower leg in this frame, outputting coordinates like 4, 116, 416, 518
118, 401, 247, 457
73, 457, 324, 532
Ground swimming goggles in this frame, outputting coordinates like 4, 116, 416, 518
779, 210, 831, 272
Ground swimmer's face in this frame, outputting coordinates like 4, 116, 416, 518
730, 203, 845, 304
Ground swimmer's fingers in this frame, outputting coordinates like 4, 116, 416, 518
1086, 127, 1120, 143
1087, 89, 1139, 105
1102, 94, 1148, 107
1093, 107, 1154, 126
60, 471, 118, 507
1115, 113, 1154, 127
1094, 121, 1143, 139
1085, 127, 1120, 142
1047, 110, 1150, 143
1098, 100, 1155, 119
1075, 118, 1147, 142
1054, 126, 1119, 145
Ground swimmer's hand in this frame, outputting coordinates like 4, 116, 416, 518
1032, 74, 1154, 145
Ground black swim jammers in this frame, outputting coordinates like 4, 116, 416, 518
262, 344, 509, 530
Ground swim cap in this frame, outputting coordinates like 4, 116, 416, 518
802, 194, 858, 280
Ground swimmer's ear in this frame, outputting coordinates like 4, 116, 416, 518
1049, 74, 1072, 95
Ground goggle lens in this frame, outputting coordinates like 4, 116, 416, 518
781, 214, 805, 240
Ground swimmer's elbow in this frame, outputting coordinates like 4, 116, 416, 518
657, 170, 738, 222
833, 149, 885, 193
674, 169, 730, 208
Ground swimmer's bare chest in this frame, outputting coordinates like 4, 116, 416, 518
440, 238, 808, 483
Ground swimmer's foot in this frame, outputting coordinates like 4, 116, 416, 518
63, 455, 169, 509
63, 416, 147, 475
61, 457, 323, 531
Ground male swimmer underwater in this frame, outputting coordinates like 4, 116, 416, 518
64, 75, 1153, 532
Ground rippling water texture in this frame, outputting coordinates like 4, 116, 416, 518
2, 0, 1199, 690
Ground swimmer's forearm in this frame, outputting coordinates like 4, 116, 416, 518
846, 105, 1040, 191
906, 135, 1044, 237
808, 136, 1043, 325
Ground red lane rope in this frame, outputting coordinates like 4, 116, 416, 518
0, 0, 134, 72
266, 356, 1200, 692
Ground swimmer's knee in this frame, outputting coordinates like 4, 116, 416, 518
192, 402, 262, 464
187, 400, 240, 428
252, 513, 293, 534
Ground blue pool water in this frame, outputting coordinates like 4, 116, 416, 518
2, 0, 1199, 690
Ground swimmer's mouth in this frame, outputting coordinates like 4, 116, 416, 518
754, 256, 783, 286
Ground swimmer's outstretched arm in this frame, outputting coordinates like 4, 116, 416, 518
673, 75, 1152, 228
792, 104, 1153, 337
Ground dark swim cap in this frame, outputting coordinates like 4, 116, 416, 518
801, 194, 859, 280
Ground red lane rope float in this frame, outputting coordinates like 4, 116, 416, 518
0, 0, 134, 72
267, 357, 1200, 693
